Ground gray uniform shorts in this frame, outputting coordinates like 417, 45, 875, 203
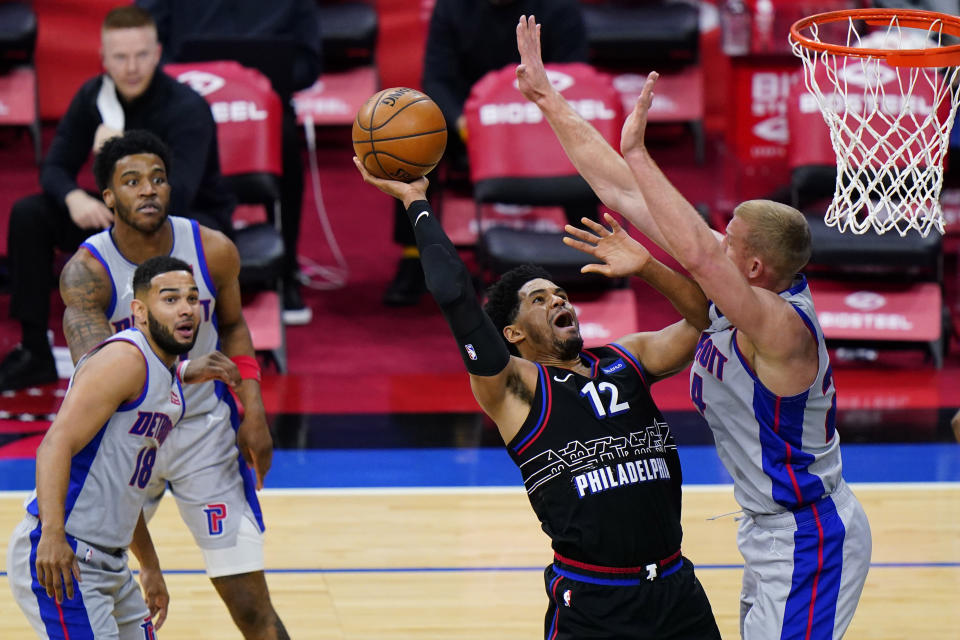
738, 481, 872, 640
145, 399, 264, 551
7, 515, 155, 640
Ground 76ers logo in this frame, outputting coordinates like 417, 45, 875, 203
203, 503, 227, 535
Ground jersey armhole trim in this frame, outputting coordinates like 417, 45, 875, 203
79, 243, 118, 318
510, 364, 552, 455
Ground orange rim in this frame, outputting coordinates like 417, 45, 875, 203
790, 8, 960, 67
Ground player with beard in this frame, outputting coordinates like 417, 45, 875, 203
355, 158, 722, 639
7, 256, 241, 639
57, 130, 290, 639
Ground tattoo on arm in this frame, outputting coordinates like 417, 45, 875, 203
505, 370, 534, 406
61, 260, 113, 363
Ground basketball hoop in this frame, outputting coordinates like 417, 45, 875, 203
790, 9, 960, 236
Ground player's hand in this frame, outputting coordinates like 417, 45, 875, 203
563, 213, 652, 278
181, 352, 241, 388
35, 529, 81, 603
237, 407, 272, 490
620, 72, 659, 160
951, 409, 960, 443
516, 15, 552, 105
65, 190, 114, 230
517, 16, 554, 102
93, 124, 123, 153
352, 156, 429, 207
138, 564, 169, 629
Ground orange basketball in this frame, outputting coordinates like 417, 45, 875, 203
353, 87, 447, 182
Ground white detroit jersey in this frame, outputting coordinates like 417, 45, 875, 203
690, 275, 842, 516
80, 217, 265, 553
24, 328, 185, 550
81, 216, 220, 419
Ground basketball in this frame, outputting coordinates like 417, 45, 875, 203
353, 87, 447, 182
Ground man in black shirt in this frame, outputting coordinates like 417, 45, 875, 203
354, 157, 721, 638
384, 0, 589, 307
0, 6, 234, 391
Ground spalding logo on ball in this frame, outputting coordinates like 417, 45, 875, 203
353, 87, 447, 182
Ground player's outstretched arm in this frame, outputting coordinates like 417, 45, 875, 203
60, 250, 115, 364
34, 341, 146, 603
563, 213, 708, 330
353, 159, 538, 443
129, 512, 168, 629
563, 213, 707, 380
515, 15, 669, 252
201, 227, 273, 490
620, 75, 813, 383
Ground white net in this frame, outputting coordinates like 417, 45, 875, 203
791, 15, 960, 236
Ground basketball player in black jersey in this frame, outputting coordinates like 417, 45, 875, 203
355, 157, 721, 639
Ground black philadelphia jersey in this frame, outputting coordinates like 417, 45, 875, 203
506, 344, 684, 567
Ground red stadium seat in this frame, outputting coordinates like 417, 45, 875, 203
165, 61, 288, 371
462, 62, 639, 346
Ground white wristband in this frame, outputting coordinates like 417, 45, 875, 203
176, 359, 191, 381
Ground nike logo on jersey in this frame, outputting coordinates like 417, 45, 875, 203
415, 211, 430, 226
553, 373, 572, 383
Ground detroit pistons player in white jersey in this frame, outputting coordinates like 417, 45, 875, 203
7, 256, 240, 639
515, 17, 871, 639
57, 131, 290, 639
616, 75, 871, 640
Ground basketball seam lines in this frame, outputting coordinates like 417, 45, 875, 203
356, 97, 434, 132
351, 128, 447, 144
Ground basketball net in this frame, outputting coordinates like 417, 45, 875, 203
791, 11, 960, 236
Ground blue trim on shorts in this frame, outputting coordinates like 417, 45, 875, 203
552, 561, 682, 586
546, 574, 562, 640
223, 389, 265, 532
781, 496, 845, 640
28, 520, 95, 639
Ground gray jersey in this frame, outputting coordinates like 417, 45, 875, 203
690, 275, 843, 515
81, 217, 265, 554
24, 328, 185, 550
81, 216, 220, 419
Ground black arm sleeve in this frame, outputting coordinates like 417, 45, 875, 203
405, 200, 510, 376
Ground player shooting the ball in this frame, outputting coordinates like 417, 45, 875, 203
354, 153, 723, 638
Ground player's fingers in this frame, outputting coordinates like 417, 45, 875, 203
581, 264, 609, 276
63, 565, 77, 600
580, 217, 610, 236
562, 236, 597, 255
603, 212, 624, 233
249, 450, 264, 490
563, 224, 599, 243
53, 571, 65, 603
217, 364, 241, 388
152, 597, 168, 629
154, 603, 167, 630
352, 156, 374, 183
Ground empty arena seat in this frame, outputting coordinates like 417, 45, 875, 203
580, 0, 704, 163
317, 0, 378, 71
581, 0, 700, 69
463, 63, 623, 286
166, 61, 288, 370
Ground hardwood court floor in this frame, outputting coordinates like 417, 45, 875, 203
1, 485, 958, 639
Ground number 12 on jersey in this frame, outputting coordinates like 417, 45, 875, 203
580, 381, 630, 418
